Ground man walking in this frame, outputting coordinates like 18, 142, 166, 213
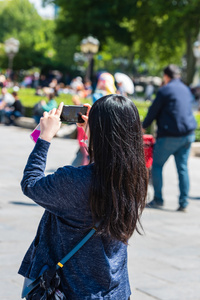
142, 65, 196, 211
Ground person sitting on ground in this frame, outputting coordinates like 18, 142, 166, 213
35, 86, 44, 96
4, 91, 24, 125
0, 87, 15, 123
72, 94, 81, 106
33, 93, 58, 124
41, 93, 58, 112
70, 76, 84, 95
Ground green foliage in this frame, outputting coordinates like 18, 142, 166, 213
0, 0, 199, 80
51, 34, 80, 71
53, 0, 133, 45
0, 0, 77, 72
132, 100, 150, 121
194, 113, 200, 141
131, 0, 200, 83
195, 113, 200, 127
44, 0, 200, 81
195, 129, 200, 141
0, 0, 40, 67
95, 37, 134, 74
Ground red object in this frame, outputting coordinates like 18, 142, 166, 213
143, 134, 155, 169
77, 127, 88, 147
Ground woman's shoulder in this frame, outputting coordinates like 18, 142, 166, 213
60, 163, 94, 181
63, 163, 93, 171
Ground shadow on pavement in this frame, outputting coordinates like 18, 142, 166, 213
188, 196, 200, 200
46, 169, 56, 173
10, 201, 38, 206
145, 206, 175, 212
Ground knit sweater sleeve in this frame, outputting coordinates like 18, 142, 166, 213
21, 138, 80, 218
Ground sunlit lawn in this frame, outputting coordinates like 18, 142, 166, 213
17, 88, 150, 119
17, 88, 88, 107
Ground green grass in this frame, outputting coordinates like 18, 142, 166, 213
194, 113, 200, 142
17, 88, 149, 108
194, 113, 200, 126
17, 88, 150, 119
17, 88, 88, 107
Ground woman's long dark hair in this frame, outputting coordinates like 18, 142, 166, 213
88, 94, 148, 244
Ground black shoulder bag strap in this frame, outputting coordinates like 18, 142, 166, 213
22, 222, 100, 298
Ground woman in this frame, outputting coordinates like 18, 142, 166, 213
92, 72, 116, 103
19, 94, 148, 299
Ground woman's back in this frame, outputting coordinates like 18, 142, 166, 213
19, 161, 130, 299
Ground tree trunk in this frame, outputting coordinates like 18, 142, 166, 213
185, 28, 200, 85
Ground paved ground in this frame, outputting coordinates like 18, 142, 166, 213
0, 124, 200, 300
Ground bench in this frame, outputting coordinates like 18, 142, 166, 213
14, 117, 37, 129
14, 117, 77, 139
190, 142, 200, 157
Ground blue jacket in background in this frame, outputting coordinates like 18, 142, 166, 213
143, 79, 197, 138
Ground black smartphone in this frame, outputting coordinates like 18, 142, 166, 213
60, 105, 87, 123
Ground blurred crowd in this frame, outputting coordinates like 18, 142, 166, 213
0, 65, 199, 212
0, 68, 199, 127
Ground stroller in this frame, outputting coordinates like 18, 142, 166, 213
143, 134, 155, 202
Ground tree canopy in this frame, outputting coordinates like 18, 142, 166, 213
0, 0, 46, 69
0, 0, 199, 83
44, 0, 200, 83
0, 0, 79, 72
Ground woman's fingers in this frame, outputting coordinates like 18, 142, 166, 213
49, 108, 57, 115
43, 111, 48, 117
56, 102, 64, 117
83, 103, 91, 116
39, 103, 64, 142
77, 115, 88, 128
41, 103, 63, 121
81, 115, 88, 122
76, 103, 91, 132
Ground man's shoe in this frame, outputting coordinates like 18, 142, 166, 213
146, 199, 163, 209
177, 206, 187, 212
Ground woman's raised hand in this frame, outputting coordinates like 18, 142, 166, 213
40, 102, 64, 143
77, 103, 91, 132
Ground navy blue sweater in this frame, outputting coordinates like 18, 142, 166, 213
143, 79, 196, 138
19, 139, 131, 300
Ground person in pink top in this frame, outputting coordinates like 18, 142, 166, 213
71, 95, 89, 166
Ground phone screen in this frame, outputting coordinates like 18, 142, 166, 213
60, 105, 87, 123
